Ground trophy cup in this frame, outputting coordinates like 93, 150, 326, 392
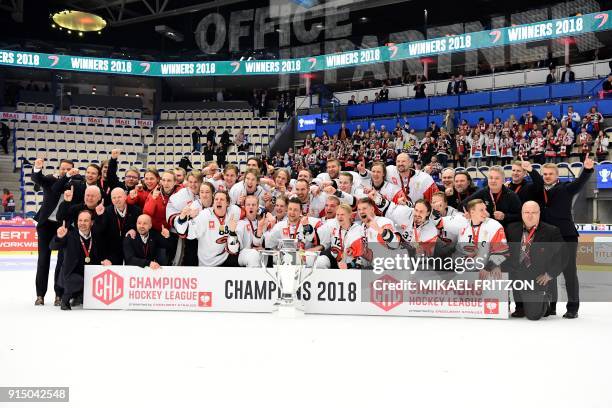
260, 239, 320, 317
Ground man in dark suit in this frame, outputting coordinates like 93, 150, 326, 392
32, 157, 75, 306
99, 187, 141, 266
461, 166, 522, 228
123, 214, 170, 268
51, 209, 111, 310
57, 184, 105, 227
446, 171, 477, 210
506, 159, 541, 204
70, 163, 102, 205
529, 154, 594, 318
504, 201, 566, 320
560, 64, 575, 83
447, 75, 456, 95
454, 74, 468, 94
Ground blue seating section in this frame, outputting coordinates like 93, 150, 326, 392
343, 79, 605, 121
316, 97, 612, 136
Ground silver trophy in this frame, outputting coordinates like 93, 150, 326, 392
260, 239, 320, 317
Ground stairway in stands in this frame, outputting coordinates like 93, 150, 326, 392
0, 140, 21, 211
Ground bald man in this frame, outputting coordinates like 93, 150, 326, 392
123, 214, 170, 269
99, 187, 142, 265
503, 201, 565, 320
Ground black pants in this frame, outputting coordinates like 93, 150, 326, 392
549, 237, 579, 313
0, 136, 8, 154
514, 281, 550, 321
35, 221, 63, 297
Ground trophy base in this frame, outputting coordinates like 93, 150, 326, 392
272, 301, 305, 318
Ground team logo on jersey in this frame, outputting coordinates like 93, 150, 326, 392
209, 221, 215, 229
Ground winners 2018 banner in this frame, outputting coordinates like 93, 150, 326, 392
84, 266, 509, 319
0, 11, 610, 77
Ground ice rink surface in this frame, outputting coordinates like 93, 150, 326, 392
1, 255, 611, 408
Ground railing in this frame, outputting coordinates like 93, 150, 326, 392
295, 59, 611, 109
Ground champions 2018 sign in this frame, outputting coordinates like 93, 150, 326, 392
0, 11, 610, 77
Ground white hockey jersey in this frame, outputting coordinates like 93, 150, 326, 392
383, 166, 439, 203
175, 205, 243, 267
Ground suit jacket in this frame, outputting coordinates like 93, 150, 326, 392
561, 70, 575, 82
99, 204, 142, 265
529, 167, 593, 237
446, 186, 477, 210
447, 81, 456, 95
461, 185, 522, 227
50, 228, 105, 295
507, 170, 541, 204
503, 221, 566, 279
31, 170, 73, 224
454, 80, 468, 94
123, 230, 168, 267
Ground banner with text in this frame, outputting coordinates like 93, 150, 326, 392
0, 112, 153, 128
84, 266, 509, 319
0, 11, 609, 77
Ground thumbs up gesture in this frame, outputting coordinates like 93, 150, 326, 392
584, 152, 594, 170
57, 221, 68, 239
151, 186, 161, 199
64, 185, 74, 202
111, 149, 121, 159
34, 157, 44, 169
161, 225, 170, 239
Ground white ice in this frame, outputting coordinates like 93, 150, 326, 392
1, 255, 611, 408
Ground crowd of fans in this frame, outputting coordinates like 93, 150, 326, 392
287, 104, 608, 181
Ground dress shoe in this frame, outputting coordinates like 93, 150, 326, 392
563, 311, 578, 319
511, 309, 525, 318
35, 296, 44, 306
71, 294, 83, 307
54, 297, 61, 307
544, 308, 556, 317
60, 299, 72, 310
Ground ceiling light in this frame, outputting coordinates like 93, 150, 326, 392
52, 10, 107, 32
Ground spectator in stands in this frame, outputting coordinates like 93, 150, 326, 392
203, 141, 215, 162
454, 74, 468, 94
379, 84, 389, 101
2, 188, 15, 212
560, 64, 575, 83
235, 128, 250, 152
361, 95, 370, 104
585, 106, 603, 135
413, 76, 426, 99
594, 130, 609, 162
541, 111, 558, 130
0, 121, 9, 154
447, 75, 457, 95
435, 132, 452, 168
545, 67, 556, 84
374, 92, 380, 102
192, 126, 202, 152
603, 73, 612, 97
561, 106, 581, 134
259, 91, 268, 117
206, 126, 216, 146
250, 90, 259, 116
348, 95, 357, 105
277, 94, 286, 122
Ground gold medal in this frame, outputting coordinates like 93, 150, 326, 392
85, 257, 91, 264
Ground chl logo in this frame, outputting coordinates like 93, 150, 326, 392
484, 298, 499, 314
370, 275, 403, 312
198, 292, 212, 307
92, 270, 124, 305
